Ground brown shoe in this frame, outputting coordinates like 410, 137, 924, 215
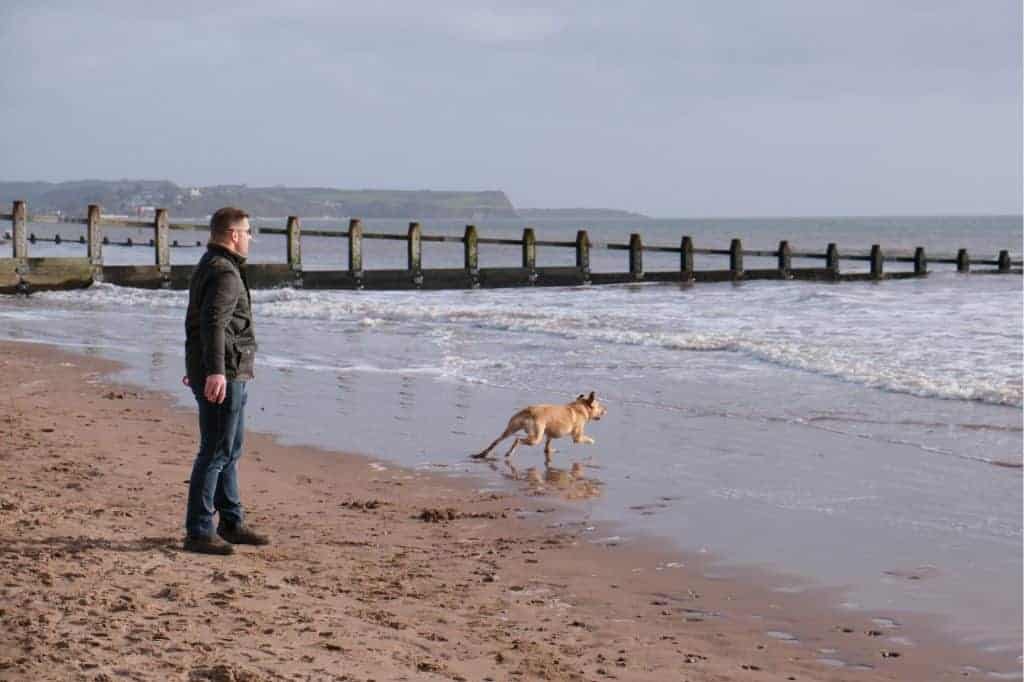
183, 533, 235, 555
217, 523, 270, 546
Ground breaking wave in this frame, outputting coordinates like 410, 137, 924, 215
23, 278, 1024, 408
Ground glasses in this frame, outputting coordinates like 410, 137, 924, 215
232, 228, 255, 241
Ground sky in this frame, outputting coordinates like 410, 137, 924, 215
0, 1, 1020, 217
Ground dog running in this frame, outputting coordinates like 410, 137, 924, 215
472, 391, 607, 464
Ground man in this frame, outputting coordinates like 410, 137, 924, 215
182, 206, 269, 555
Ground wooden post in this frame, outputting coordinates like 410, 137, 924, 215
12, 200, 27, 258
681, 235, 694, 280
464, 224, 479, 286
629, 233, 643, 280
408, 222, 422, 285
778, 240, 791, 277
914, 247, 927, 275
286, 216, 301, 270
576, 230, 590, 282
348, 219, 363, 276
522, 227, 536, 271
826, 243, 839, 276
956, 248, 969, 273
998, 250, 1011, 272
729, 238, 743, 278
154, 209, 170, 267
870, 244, 883, 279
87, 204, 102, 264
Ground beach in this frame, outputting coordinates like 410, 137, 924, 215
0, 337, 1018, 681
3, 0, 1021, 676
4, 0, 1022, 674
1, 213, 1021, 681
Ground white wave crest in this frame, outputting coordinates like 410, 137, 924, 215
20, 281, 1023, 407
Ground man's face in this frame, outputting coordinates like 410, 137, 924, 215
230, 218, 253, 257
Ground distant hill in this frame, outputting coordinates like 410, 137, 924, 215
518, 208, 649, 220
0, 180, 518, 220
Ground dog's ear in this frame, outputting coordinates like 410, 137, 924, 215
586, 391, 595, 404
576, 394, 586, 402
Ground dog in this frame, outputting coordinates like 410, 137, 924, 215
472, 391, 607, 464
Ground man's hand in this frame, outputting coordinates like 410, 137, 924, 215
204, 374, 227, 404
182, 375, 190, 387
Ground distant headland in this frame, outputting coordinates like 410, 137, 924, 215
0, 180, 646, 221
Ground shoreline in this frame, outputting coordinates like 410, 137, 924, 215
0, 338, 1018, 681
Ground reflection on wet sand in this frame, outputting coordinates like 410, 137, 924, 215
495, 460, 603, 500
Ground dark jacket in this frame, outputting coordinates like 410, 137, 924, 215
185, 244, 257, 386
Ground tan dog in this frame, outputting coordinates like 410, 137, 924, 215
472, 392, 607, 464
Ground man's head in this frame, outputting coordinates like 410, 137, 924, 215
209, 207, 253, 258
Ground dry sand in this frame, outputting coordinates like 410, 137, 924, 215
0, 340, 1009, 681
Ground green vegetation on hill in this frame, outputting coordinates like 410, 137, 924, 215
0, 180, 518, 219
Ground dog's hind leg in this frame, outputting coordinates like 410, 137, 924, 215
504, 437, 524, 459
506, 422, 543, 459
545, 436, 564, 466
472, 421, 520, 459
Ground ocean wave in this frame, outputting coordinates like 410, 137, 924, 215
252, 290, 1022, 406
260, 353, 448, 377
23, 282, 1023, 407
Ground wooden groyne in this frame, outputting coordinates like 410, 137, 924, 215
0, 201, 1020, 293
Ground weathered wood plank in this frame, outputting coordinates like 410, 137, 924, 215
681, 236, 694, 280
477, 267, 534, 288
730, 239, 743, 277
21, 257, 94, 291
245, 264, 295, 289
0, 259, 21, 294
12, 201, 27, 259
629, 233, 643, 280
87, 205, 102, 265
302, 270, 362, 290
286, 216, 301, 270
102, 265, 168, 289
533, 266, 588, 287
154, 209, 170, 268
778, 241, 792, 277
464, 224, 479, 281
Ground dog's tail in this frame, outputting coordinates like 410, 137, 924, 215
472, 421, 520, 459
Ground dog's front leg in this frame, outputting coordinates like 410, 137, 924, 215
572, 429, 595, 446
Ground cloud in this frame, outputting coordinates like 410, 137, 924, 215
0, 1, 1019, 215
447, 7, 566, 43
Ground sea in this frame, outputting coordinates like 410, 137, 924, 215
2, 214, 1021, 673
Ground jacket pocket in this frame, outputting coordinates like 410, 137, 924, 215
234, 340, 257, 378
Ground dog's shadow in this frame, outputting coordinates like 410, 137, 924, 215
492, 459, 604, 500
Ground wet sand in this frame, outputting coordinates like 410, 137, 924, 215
0, 339, 1016, 681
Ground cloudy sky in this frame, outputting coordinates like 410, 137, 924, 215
1, 1, 1020, 216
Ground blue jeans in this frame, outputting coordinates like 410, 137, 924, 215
185, 380, 247, 537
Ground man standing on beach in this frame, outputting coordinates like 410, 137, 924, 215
182, 207, 269, 555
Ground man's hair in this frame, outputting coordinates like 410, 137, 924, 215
209, 207, 250, 239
